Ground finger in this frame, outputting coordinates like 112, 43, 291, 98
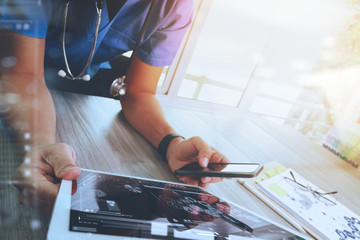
216, 202, 231, 214
198, 192, 220, 204
13, 170, 59, 213
44, 143, 81, 180
18, 194, 32, 207
200, 176, 223, 184
11, 166, 25, 189
12, 163, 52, 189
17, 179, 59, 212
189, 137, 213, 168
178, 176, 200, 186
208, 152, 230, 170
201, 177, 212, 184
11, 164, 34, 189
20, 177, 59, 203
19, 193, 55, 213
199, 182, 209, 189
19, 192, 49, 207
72, 180, 78, 195
31, 179, 59, 204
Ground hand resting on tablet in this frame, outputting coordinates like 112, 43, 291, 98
11, 143, 81, 212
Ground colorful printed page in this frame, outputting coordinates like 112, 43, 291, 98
257, 169, 360, 240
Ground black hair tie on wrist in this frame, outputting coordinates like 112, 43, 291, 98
157, 133, 184, 162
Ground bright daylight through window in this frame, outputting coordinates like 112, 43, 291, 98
160, 0, 360, 168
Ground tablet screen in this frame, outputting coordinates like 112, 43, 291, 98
69, 170, 307, 239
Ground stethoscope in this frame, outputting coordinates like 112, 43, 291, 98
57, 0, 156, 97
58, 0, 103, 82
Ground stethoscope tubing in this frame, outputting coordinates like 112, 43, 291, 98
58, 0, 156, 98
61, 0, 102, 80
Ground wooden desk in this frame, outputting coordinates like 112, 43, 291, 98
1, 91, 359, 240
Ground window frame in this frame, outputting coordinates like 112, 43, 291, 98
156, 0, 268, 116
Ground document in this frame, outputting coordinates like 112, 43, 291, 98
257, 169, 360, 240
237, 162, 307, 234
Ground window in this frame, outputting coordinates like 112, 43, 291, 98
157, 0, 360, 167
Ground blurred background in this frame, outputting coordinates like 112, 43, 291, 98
1, 0, 359, 168
157, 0, 360, 169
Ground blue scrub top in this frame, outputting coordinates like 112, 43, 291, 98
0, 0, 193, 83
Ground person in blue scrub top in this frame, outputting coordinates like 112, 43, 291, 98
0, 0, 229, 212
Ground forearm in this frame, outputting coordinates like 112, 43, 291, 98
1, 73, 56, 147
121, 92, 174, 148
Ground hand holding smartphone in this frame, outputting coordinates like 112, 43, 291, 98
175, 162, 263, 178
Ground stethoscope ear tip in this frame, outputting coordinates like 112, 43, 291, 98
82, 74, 91, 81
58, 70, 67, 78
58, 70, 91, 81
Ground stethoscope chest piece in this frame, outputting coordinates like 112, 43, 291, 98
110, 76, 126, 97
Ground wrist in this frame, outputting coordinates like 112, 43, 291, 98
166, 136, 184, 160
157, 133, 184, 162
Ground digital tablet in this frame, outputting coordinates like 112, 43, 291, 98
47, 169, 311, 240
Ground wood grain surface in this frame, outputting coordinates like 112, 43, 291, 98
1, 90, 359, 240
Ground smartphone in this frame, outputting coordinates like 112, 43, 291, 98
175, 162, 263, 178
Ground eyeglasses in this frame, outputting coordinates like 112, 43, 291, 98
284, 171, 338, 205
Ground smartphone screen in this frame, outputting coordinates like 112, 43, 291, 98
175, 163, 263, 178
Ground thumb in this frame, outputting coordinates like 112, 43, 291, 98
44, 143, 81, 180
190, 137, 212, 168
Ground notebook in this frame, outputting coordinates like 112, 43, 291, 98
257, 168, 360, 240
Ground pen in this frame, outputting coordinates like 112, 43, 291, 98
238, 179, 307, 234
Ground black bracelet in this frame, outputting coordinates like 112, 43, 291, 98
157, 133, 184, 162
